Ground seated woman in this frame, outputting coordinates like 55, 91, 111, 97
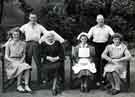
40, 32, 64, 96
5, 28, 32, 92
102, 33, 131, 95
72, 32, 96, 92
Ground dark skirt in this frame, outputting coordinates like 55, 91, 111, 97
41, 61, 62, 80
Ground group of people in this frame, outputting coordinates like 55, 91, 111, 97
4, 12, 132, 96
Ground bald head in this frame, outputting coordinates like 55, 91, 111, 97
96, 14, 104, 26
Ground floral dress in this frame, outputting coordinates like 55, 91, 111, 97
5, 40, 31, 79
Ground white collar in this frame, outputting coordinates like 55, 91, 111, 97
112, 44, 122, 48
80, 43, 88, 48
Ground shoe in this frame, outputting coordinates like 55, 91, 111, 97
111, 89, 120, 95
107, 88, 113, 94
17, 85, 25, 93
52, 89, 57, 96
24, 85, 32, 93
100, 84, 111, 91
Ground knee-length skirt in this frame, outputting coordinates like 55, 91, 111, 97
6, 61, 31, 79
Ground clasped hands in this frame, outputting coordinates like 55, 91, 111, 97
110, 58, 120, 64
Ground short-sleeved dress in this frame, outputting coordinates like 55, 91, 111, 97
72, 43, 96, 78
103, 43, 131, 79
5, 40, 31, 79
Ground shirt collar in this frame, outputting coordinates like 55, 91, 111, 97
112, 44, 122, 48
96, 24, 105, 28
28, 22, 38, 26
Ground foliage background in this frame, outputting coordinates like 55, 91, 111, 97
0, 0, 135, 47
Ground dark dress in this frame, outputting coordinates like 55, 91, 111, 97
40, 41, 64, 81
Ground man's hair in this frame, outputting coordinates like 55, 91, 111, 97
96, 14, 104, 20
29, 11, 37, 16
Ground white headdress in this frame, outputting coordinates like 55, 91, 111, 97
77, 32, 89, 40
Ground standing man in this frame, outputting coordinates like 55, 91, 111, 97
20, 12, 64, 84
88, 14, 114, 87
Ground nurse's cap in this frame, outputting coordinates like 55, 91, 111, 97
77, 32, 89, 40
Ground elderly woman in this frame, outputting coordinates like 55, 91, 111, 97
5, 28, 32, 92
102, 33, 131, 95
40, 31, 64, 96
72, 32, 96, 92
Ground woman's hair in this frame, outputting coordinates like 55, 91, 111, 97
8, 27, 23, 40
79, 34, 88, 41
112, 33, 123, 41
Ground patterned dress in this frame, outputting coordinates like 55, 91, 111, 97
102, 43, 131, 79
5, 40, 31, 79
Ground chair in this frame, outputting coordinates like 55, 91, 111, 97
100, 59, 130, 92
0, 46, 17, 92
126, 61, 130, 91
62, 40, 72, 89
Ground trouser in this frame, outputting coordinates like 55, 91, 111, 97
25, 41, 41, 84
92, 42, 107, 83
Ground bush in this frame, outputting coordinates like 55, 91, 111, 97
1, 0, 135, 46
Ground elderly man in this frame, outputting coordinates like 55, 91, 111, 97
20, 12, 64, 84
88, 14, 114, 87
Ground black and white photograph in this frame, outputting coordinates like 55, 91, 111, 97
0, 0, 135, 97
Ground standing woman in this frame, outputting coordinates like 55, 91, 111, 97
102, 33, 131, 95
5, 28, 32, 92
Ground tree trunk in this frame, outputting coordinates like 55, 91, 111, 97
0, 0, 4, 24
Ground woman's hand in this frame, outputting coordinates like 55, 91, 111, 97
111, 59, 119, 64
46, 56, 59, 62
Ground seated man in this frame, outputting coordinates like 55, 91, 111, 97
40, 32, 64, 96
72, 32, 96, 92
102, 33, 131, 95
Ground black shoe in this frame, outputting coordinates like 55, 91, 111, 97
111, 89, 120, 95
100, 84, 111, 91
107, 88, 113, 94
52, 89, 57, 96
